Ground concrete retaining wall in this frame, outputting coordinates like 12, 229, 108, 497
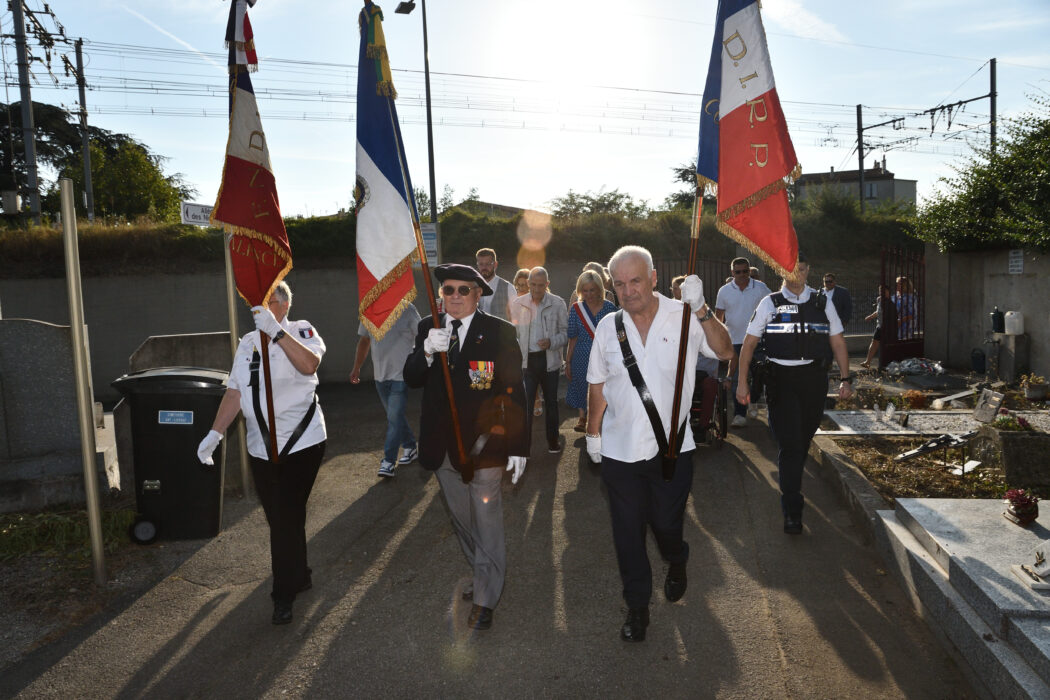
0, 260, 609, 402
925, 246, 1049, 378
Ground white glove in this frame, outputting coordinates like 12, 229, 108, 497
586, 435, 602, 464
680, 275, 705, 312
423, 327, 451, 355
251, 305, 283, 339
197, 429, 223, 465
506, 456, 527, 484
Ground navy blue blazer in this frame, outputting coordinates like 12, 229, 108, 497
403, 309, 528, 473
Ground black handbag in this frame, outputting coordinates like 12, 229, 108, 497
613, 310, 688, 481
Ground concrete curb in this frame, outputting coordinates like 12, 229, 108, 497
808, 434, 1048, 699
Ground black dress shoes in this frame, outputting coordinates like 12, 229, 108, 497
272, 601, 293, 625
664, 562, 688, 602
467, 604, 493, 630
784, 514, 803, 535
620, 607, 649, 642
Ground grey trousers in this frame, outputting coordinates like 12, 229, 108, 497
435, 459, 506, 609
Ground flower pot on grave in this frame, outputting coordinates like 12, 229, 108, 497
976, 424, 1050, 488
1004, 502, 1039, 526
1024, 384, 1048, 401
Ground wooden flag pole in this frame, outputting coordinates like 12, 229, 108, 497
413, 222, 472, 477
258, 332, 281, 463
382, 100, 471, 477
663, 187, 704, 481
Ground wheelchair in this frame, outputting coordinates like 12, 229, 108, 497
690, 367, 729, 448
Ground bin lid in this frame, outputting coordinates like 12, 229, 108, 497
112, 366, 229, 395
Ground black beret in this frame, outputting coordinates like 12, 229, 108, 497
433, 263, 493, 296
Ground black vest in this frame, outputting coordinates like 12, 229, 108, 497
763, 291, 832, 361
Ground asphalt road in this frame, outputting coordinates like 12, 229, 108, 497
4, 383, 971, 699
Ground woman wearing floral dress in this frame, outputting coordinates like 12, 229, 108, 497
565, 270, 617, 432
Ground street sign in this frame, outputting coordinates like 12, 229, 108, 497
415, 222, 440, 267
181, 202, 214, 227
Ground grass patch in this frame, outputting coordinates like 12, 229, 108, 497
0, 508, 136, 561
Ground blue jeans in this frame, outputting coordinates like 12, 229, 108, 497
375, 380, 416, 464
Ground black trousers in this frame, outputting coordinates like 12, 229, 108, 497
250, 441, 326, 604
766, 362, 826, 517
601, 450, 694, 609
524, 350, 560, 449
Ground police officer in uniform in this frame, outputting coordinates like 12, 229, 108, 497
736, 255, 853, 534
197, 281, 327, 625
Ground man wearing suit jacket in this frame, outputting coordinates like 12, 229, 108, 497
823, 272, 852, 326
404, 263, 528, 632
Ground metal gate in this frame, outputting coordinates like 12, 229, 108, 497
655, 257, 732, 297
880, 246, 925, 365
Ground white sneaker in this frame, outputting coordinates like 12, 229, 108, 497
731, 415, 748, 428
378, 461, 396, 478
398, 447, 418, 465
747, 404, 758, 419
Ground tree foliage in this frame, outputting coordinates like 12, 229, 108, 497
1, 100, 193, 222
549, 187, 649, 218
911, 98, 1050, 251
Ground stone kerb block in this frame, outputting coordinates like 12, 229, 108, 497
0, 319, 80, 460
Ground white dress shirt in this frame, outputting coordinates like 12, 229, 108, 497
228, 319, 327, 459
587, 294, 718, 462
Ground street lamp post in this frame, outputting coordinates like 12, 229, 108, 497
395, 0, 439, 226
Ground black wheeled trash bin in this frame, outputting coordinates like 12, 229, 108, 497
112, 367, 229, 543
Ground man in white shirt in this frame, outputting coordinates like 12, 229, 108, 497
586, 246, 732, 643
736, 254, 854, 535
715, 257, 771, 426
475, 247, 514, 321
510, 266, 568, 453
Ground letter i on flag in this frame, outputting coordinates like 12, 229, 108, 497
696, 0, 800, 278
355, 0, 419, 340
211, 0, 292, 308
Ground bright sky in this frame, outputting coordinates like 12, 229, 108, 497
8, 0, 1050, 217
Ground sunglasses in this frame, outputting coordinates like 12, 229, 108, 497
441, 284, 476, 297
732, 269, 749, 275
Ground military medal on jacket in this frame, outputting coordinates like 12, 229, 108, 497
468, 361, 494, 390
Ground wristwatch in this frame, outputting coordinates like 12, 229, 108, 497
273, 329, 286, 342
698, 306, 715, 323
839, 376, 852, 384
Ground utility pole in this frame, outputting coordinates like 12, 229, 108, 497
856, 104, 865, 214
11, 0, 42, 224
989, 58, 997, 155
66, 38, 94, 221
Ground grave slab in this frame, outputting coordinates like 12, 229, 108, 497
896, 498, 1050, 638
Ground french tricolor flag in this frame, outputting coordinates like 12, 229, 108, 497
354, 1, 419, 340
696, 0, 800, 278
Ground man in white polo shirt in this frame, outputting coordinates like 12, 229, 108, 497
586, 245, 732, 643
715, 257, 770, 426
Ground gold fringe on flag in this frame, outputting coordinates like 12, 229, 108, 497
709, 162, 803, 281
357, 252, 419, 340
363, 4, 398, 99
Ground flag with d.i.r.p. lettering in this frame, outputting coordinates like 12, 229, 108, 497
696, 0, 800, 278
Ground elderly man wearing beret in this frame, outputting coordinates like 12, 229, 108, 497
403, 263, 529, 631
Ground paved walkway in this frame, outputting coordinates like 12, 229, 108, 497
4, 384, 971, 698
